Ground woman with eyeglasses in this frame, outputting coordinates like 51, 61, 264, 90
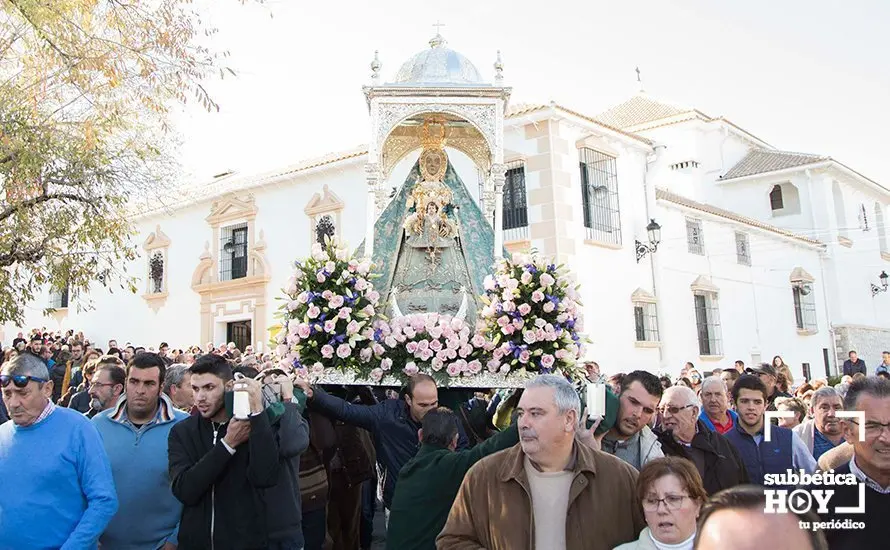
614, 457, 707, 550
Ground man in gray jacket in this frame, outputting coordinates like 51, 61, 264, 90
600, 370, 664, 470
793, 385, 845, 461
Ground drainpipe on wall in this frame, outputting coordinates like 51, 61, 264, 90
643, 142, 667, 369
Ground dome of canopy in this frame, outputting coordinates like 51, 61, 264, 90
390, 34, 486, 86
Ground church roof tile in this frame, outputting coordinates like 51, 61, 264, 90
720, 149, 829, 180
656, 187, 823, 246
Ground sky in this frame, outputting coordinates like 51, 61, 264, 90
173, 0, 890, 186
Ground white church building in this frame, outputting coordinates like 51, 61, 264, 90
8, 33, 890, 380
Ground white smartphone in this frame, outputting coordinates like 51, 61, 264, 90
586, 383, 606, 421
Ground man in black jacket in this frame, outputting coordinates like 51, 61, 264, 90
655, 385, 749, 495
168, 354, 281, 550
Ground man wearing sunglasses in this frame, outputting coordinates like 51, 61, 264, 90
0, 352, 118, 549
654, 385, 748, 495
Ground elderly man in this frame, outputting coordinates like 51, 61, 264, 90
93, 352, 188, 549
437, 374, 644, 549
793, 386, 845, 461
699, 376, 738, 434
163, 363, 195, 411
600, 370, 664, 470
0, 353, 118, 549
805, 377, 890, 549
654, 385, 748, 495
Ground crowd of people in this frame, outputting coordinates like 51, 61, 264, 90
1, 326, 888, 550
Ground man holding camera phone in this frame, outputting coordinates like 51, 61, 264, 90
168, 354, 286, 549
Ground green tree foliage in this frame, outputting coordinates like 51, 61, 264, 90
0, 0, 257, 323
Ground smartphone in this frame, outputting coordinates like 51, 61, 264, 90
585, 383, 606, 420
224, 390, 234, 418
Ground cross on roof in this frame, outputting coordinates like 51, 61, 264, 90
635, 66, 641, 83
433, 20, 446, 34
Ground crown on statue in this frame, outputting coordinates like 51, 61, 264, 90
420, 118, 447, 150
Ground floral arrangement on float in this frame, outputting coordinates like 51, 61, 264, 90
477, 252, 587, 382
276, 241, 588, 386
275, 236, 383, 376
373, 312, 491, 385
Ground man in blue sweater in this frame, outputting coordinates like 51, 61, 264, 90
0, 352, 118, 549
93, 352, 188, 549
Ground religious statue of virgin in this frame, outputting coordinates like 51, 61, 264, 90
387, 120, 476, 321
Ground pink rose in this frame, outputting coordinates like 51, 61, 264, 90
541, 354, 555, 369
324, 320, 337, 333
406, 342, 418, 353
518, 303, 532, 316
497, 315, 510, 327
446, 363, 461, 377
519, 350, 531, 364
362, 305, 375, 317
329, 295, 344, 308
381, 357, 393, 371
459, 345, 473, 358
543, 302, 555, 313
297, 292, 309, 304
417, 339, 429, 351
369, 368, 383, 382
360, 347, 372, 362
338, 307, 352, 320
347, 320, 360, 335
540, 273, 555, 287
322, 290, 334, 300
467, 360, 482, 374
403, 362, 419, 376
429, 326, 443, 339
404, 326, 416, 339
471, 334, 486, 348
431, 357, 445, 371
336, 344, 351, 359
317, 273, 326, 283
499, 365, 511, 374
367, 290, 380, 304
430, 339, 443, 351
354, 278, 368, 291
487, 359, 500, 373
531, 290, 544, 303
373, 343, 385, 357
501, 290, 514, 302
512, 319, 524, 330
297, 324, 311, 339
535, 318, 547, 328
287, 300, 300, 312
321, 345, 334, 359
307, 305, 321, 319
502, 325, 515, 335
555, 349, 568, 359
385, 335, 397, 348
420, 348, 434, 361
523, 331, 537, 344
520, 271, 533, 285
502, 301, 515, 313
325, 261, 336, 273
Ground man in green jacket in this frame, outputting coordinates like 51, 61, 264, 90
386, 406, 519, 550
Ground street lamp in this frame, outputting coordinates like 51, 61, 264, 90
635, 219, 662, 263
871, 270, 889, 296
223, 239, 235, 254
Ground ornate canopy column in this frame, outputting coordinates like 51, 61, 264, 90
491, 163, 506, 257
364, 162, 381, 256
